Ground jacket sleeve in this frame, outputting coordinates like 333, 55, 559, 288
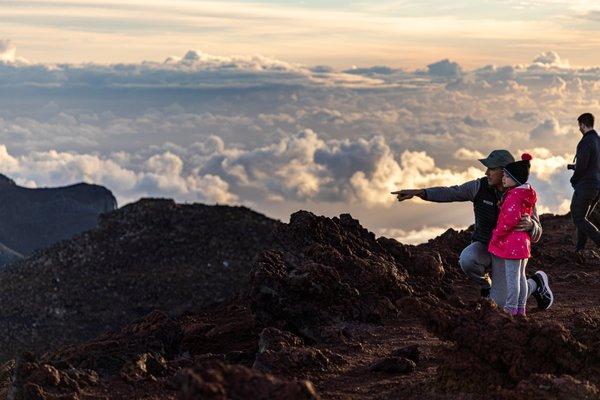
423, 179, 481, 203
571, 137, 591, 186
529, 206, 542, 243
493, 191, 523, 240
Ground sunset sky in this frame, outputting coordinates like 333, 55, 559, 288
0, 0, 598, 243
4, 0, 600, 68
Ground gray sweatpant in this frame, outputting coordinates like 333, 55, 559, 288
459, 241, 535, 306
497, 257, 528, 309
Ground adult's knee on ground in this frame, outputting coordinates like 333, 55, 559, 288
459, 249, 479, 273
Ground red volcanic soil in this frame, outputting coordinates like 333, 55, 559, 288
3, 205, 600, 400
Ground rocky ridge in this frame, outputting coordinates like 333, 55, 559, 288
0, 199, 281, 361
0, 174, 117, 258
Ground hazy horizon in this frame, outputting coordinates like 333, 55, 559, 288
5, 0, 600, 68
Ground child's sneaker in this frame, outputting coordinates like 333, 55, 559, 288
516, 307, 526, 316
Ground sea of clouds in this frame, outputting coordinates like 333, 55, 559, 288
0, 38, 592, 243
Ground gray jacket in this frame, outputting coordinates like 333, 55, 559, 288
423, 178, 543, 243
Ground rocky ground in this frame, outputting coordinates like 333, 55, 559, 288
0, 199, 281, 361
1, 201, 600, 399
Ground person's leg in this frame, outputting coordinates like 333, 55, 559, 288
501, 260, 551, 311
581, 191, 600, 247
490, 255, 507, 306
586, 191, 600, 218
571, 189, 600, 250
504, 259, 521, 314
458, 241, 492, 292
571, 190, 589, 249
517, 259, 528, 315
526, 277, 536, 297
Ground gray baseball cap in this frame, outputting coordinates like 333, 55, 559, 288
478, 150, 515, 168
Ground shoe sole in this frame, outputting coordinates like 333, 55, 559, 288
535, 270, 554, 310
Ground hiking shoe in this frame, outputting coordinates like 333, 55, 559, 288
480, 287, 490, 298
531, 271, 553, 310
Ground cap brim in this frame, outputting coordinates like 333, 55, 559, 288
479, 158, 495, 168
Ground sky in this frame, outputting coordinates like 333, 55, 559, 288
4, 0, 600, 68
0, 0, 598, 244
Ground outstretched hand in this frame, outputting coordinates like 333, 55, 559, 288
514, 214, 533, 231
391, 189, 424, 202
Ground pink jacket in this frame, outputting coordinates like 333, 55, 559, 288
488, 184, 537, 260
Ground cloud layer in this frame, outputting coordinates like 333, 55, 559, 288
0, 43, 594, 242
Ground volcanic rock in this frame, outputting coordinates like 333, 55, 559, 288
498, 374, 600, 400
407, 252, 444, 279
7, 356, 99, 400
47, 310, 182, 376
258, 327, 305, 353
253, 328, 343, 376
0, 360, 14, 399
175, 361, 320, 400
120, 353, 168, 382
250, 211, 412, 340
390, 345, 420, 363
411, 297, 589, 387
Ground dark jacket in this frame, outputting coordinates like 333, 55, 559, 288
423, 177, 542, 244
571, 130, 600, 189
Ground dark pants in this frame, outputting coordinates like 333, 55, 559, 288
571, 188, 600, 250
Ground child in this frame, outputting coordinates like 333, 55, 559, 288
488, 153, 537, 316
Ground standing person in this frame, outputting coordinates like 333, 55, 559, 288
488, 154, 537, 316
570, 113, 600, 254
393, 149, 553, 310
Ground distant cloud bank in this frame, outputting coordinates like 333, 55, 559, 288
0, 42, 592, 242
